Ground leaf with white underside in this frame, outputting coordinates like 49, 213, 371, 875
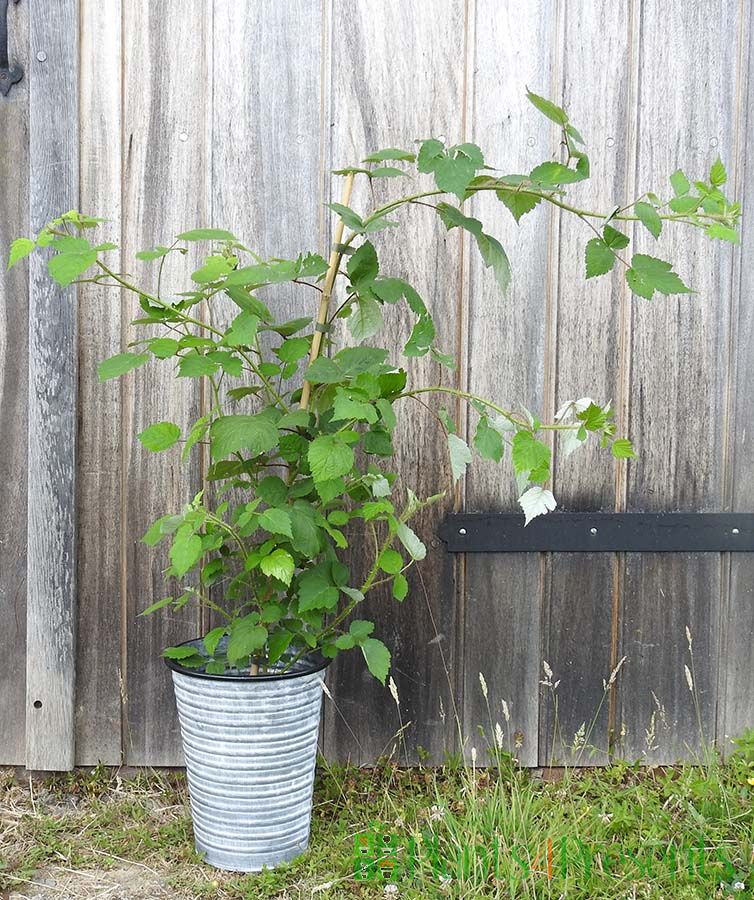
519, 486, 557, 525
447, 433, 472, 483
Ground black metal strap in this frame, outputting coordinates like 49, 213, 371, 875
439, 513, 754, 553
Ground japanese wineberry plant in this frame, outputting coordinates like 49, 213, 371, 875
9, 90, 740, 684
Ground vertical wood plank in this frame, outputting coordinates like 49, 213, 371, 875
719, 0, 752, 755
323, 0, 466, 764
122, 0, 210, 765
25, 0, 79, 771
75, 0, 123, 766
540, 0, 635, 766
0, 0, 28, 765
462, 0, 559, 768
617, 0, 739, 763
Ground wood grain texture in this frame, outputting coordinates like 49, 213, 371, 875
616, 0, 740, 763
461, 0, 559, 768
540, 0, 635, 766
322, 0, 466, 764
25, 0, 79, 771
75, 0, 122, 766
719, 0, 752, 757
122, 0, 210, 765
0, 0, 28, 765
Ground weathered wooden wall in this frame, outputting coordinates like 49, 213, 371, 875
0, 0, 751, 769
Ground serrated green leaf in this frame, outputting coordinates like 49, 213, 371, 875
670, 169, 690, 197
209, 414, 279, 461
625, 254, 692, 300
328, 202, 364, 230
603, 225, 629, 249
258, 507, 293, 539
170, 526, 203, 577
192, 254, 234, 283
163, 645, 203, 661
347, 241, 379, 287
268, 630, 293, 665
393, 573, 409, 601
7, 238, 35, 270
260, 548, 295, 586
611, 438, 638, 459
48, 250, 98, 287
498, 189, 541, 223
379, 549, 404, 575
585, 239, 615, 279
526, 88, 568, 125
512, 431, 551, 483
177, 355, 219, 377
177, 228, 236, 241
148, 337, 180, 359
138, 421, 181, 452
348, 295, 384, 342
361, 638, 391, 685
308, 434, 354, 483
227, 615, 268, 664
362, 147, 416, 163
225, 310, 260, 346
530, 161, 585, 185
98, 352, 150, 382
203, 626, 227, 656
634, 201, 662, 239
433, 154, 476, 200
139, 596, 174, 617
709, 156, 727, 187
707, 223, 739, 243
474, 416, 504, 463
275, 336, 310, 363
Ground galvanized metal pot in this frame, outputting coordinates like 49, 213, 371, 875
166, 640, 329, 872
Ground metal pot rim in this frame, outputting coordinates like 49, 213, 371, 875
164, 637, 331, 682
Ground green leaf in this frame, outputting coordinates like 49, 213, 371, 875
268, 630, 294, 665
585, 239, 615, 279
289, 504, 323, 557
304, 357, 343, 384
7, 238, 35, 270
530, 161, 585, 185
136, 246, 172, 261
433, 154, 476, 201
225, 310, 260, 346
205, 660, 226, 675
327, 202, 364, 231
297, 568, 339, 612
334, 346, 389, 375
670, 169, 690, 197
376, 397, 397, 430
379, 549, 404, 575
97, 352, 150, 382
177, 355, 219, 377
369, 166, 408, 178
526, 88, 568, 126
192, 254, 234, 283
611, 438, 638, 459
258, 507, 293, 539
308, 435, 355, 483
393, 573, 409, 601
138, 596, 174, 617
435, 204, 511, 294
260, 548, 295, 586
363, 147, 416, 163
710, 156, 727, 187
209, 413, 279, 461
257, 476, 288, 506
447, 433, 472, 483
707, 223, 740, 244
404, 314, 435, 357
203, 626, 227, 656
332, 391, 378, 425
634, 201, 662, 239
148, 337, 181, 359
348, 295, 384, 342
170, 526, 203, 577
361, 638, 391, 685
177, 228, 236, 241
349, 620, 375, 643
603, 225, 629, 249
347, 241, 379, 287
138, 421, 181, 452
498, 190, 541, 223
275, 337, 310, 364
142, 513, 181, 546
48, 249, 98, 287
512, 431, 551, 482
625, 254, 692, 300
226, 615, 268, 664
163, 645, 203, 661
474, 417, 504, 463
395, 521, 426, 561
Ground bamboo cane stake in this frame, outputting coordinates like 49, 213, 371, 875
299, 173, 355, 410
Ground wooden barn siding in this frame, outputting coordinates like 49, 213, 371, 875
0, 0, 750, 768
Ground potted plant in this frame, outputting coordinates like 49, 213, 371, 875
10, 90, 739, 872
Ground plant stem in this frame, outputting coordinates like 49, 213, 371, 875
299, 173, 356, 410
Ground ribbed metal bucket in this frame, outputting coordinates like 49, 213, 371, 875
167, 641, 328, 872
